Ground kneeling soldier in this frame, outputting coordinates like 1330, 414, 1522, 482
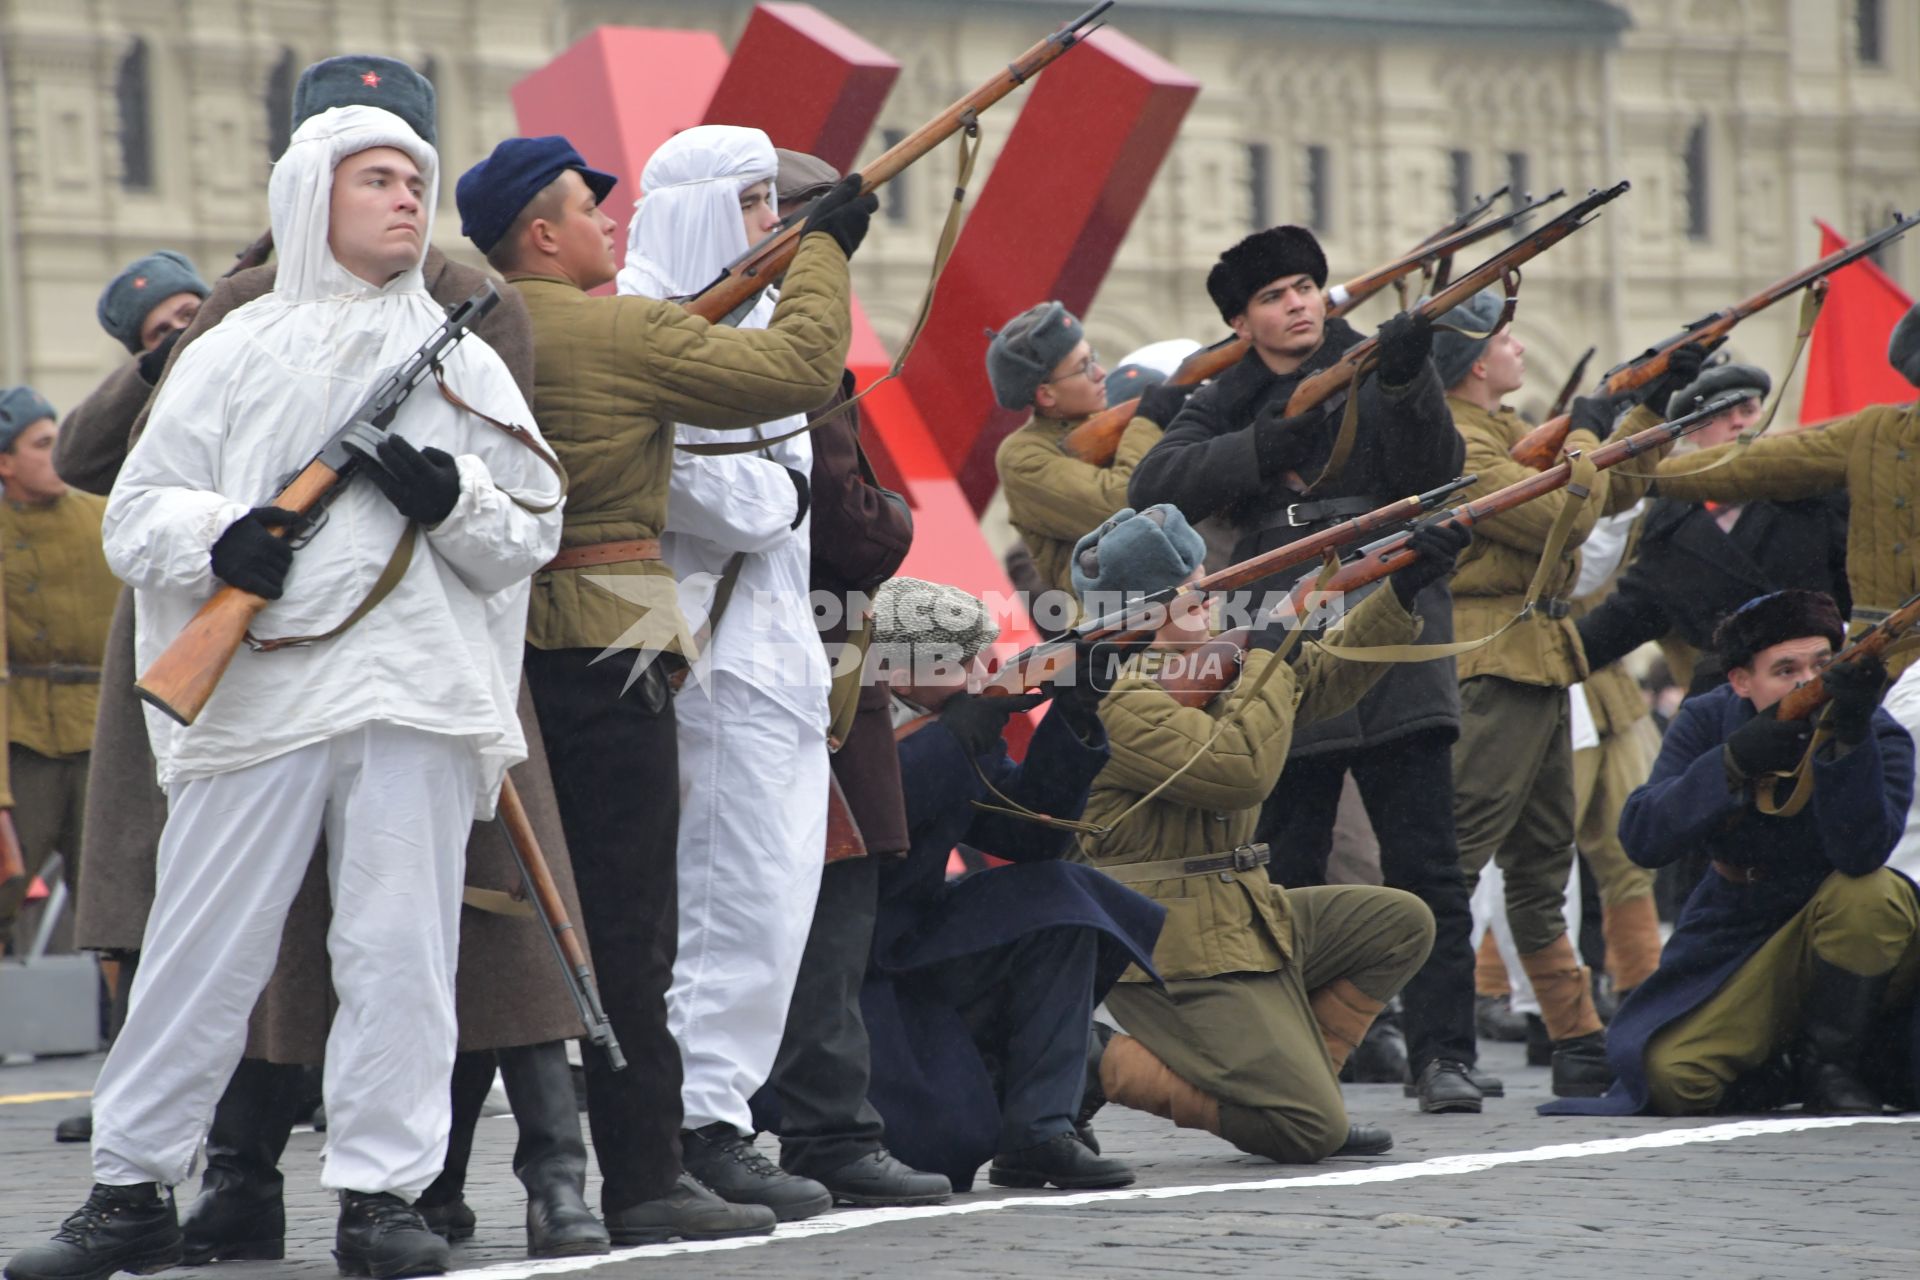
1545, 590, 1920, 1118
1077, 504, 1463, 1161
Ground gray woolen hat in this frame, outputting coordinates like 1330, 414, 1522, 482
870, 576, 1001, 668
1071, 504, 1207, 607
0, 386, 56, 451
1432, 288, 1506, 389
292, 55, 436, 146
1890, 303, 1920, 388
96, 251, 209, 354
774, 148, 840, 208
1666, 361, 1771, 421
986, 301, 1085, 410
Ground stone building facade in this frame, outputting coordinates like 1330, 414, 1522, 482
1, 0, 1915, 427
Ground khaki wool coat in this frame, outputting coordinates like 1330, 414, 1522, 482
60, 246, 591, 1057
4, 491, 119, 760
508, 231, 851, 659
1077, 586, 1420, 982
995, 414, 1163, 599
1447, 398, 1665, 689
1653, 402, 1920, 671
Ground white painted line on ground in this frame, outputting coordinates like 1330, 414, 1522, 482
459, 1112, 1920, 1277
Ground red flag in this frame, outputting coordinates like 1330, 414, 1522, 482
1799, 220, 1916, 423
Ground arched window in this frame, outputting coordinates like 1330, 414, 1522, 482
265, 47, 296, 161
116, 38, 153, 191
1683, 119, 1709, 242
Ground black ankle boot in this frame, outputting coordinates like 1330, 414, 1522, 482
1550, 1031, 1615, 1098
1797, 958, 1891, 1115
333, 1192, 449, 1279
5, 1182, 181, 1280
1340, 1003, 1408, 1085
414, 1050, 497, 1244
499, 1041, 610, 1258
180, 1058, 304, 1264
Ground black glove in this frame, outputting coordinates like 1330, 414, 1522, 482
1638, 342, 1710, 412
1725, 708, 1814, 778
138, 327, 183, 386
1820, 654, 1889, 746
1374, 310, 1435, 389
1568, 393, 1617, 438
1390, 520, 1472, 606
801, 175, 879, 261
210, 506, 300, 599
1136, 382, 1196, 430
1252, 402, 1321, 480
344, 432, 461, 526
938, 690, 1044, 758
1044, 667, 1107, 739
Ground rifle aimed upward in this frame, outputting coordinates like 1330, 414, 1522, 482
1060, 188, 1570, 465
1508, 210, 1920, 470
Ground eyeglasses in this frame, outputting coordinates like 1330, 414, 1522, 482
1044, 351, 1104, 385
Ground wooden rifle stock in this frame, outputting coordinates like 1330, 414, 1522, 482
497, 776, 627, 1070
1773, 592, 1920, 725
1279, 391, 1748, 625
825, 772, 869, 862
135, 284, 501, 726
225, 230, 275, 278
1277, 182, 1628, 423
0, 810, 22, 886
1508, 210, 1920, 470
134, 460, 345, 725
681, 2, 1110, 323
978, 476, 1477, 699
1059, 189, 1570, 465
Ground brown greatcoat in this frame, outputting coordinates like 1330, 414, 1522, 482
59, 245, 589, 1057
808, 372, 915, 856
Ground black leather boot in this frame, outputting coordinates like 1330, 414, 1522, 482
4, 1183, 180, 1280
333, 1192, 448, 1279
811, 1149, 951, 1207
1074, 1022, 1115, 1154
498, 1042, 610, 1257
1797, 958, 1891, 1115
988, 1131, 1134, 1190
1332, 1122, 1394, 1156
1475, 993, 1529, 1043
52, 1113, 91, 1144
1410, 1059, 1483, 1114
415, 1050, 495, 1243
602, 1174, 775, 1245
681, 1123, 832, 1221
1339, 1001, 1408, 1085
1550, 1031, 1615, 1098
179, 1058, 304, 1264
1525, 1013, 1553, 1067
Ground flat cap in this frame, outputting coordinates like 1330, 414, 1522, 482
456, 136, 619, 256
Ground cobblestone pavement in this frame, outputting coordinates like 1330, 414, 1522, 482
6, 1040, 1919, 1279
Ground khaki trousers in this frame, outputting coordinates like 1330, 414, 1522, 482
1643, 869, 1920, 1115
1105, 885, 1433, 1163
1453, 676, 1578, 955
0, 745, 89, 935
1573, 716, 1660, 908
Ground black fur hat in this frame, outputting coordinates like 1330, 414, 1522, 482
1714, 590, 1846, 671
1206, 225, 1328, 324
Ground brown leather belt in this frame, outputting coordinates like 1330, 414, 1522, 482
1713, 860, 1770, 885
543, 539, 661, 572
1100, 843, 1271, 885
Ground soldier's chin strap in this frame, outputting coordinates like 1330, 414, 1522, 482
678, 115, 984, 457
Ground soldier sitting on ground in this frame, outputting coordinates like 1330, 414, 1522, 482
1544, 590, 1920, 1118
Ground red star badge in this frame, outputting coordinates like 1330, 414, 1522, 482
361, 71, 381, 87
132, 276, 147, 289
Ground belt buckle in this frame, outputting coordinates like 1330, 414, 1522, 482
1284, 503, 1308, 527
1231, 843, 1266, 872
1543, 598, 1572, 620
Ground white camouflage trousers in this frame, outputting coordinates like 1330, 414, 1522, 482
92, 723, 474, 1197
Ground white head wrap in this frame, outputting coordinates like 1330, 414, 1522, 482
616, 125, 778, 301
1116, 338, 1204, 378
269, 104, 438, 304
